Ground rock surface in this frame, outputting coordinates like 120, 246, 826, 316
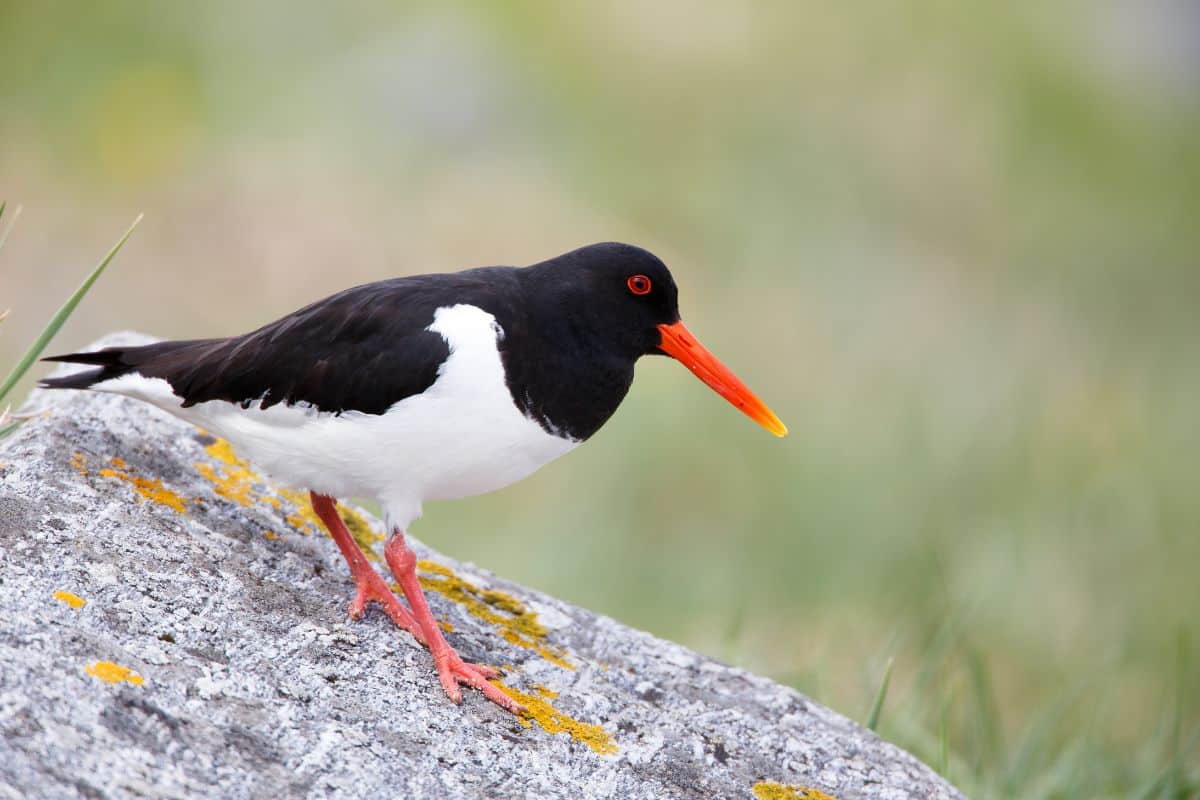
0, 334, 963, 800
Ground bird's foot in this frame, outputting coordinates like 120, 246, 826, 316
432, 647, 521, 713
347, 568, 427, 647
382, 530, 523, 714
347, 566, 518, 712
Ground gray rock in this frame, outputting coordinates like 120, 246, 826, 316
0, 333, 963, 800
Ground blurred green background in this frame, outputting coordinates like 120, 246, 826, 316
3, 2, 1198, 796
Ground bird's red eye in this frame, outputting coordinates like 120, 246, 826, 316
627, 274, 652, 295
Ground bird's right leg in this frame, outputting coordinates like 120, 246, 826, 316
309, 491, 426, 646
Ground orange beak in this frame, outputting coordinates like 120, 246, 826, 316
656, 320, 788, 437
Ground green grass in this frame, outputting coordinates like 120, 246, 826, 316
0, 201, 21, 252
0, 206, 141, 437
860, 625, 1199, 798
865, 656, 894, 732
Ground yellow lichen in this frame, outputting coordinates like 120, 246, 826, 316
98, 458, 188, 513
263, 530, 278, 540
196, 439, 281, 510
340, 503, 386, 556
491, 680, 617, 755
202, 437, 238, 466
752, 782, 839, 800
85, 661, 144, 686
277, 486, 323, 536
71, 451, 88, 475
194, 462, 253, 507
277, 487, 386, 562
417, 560, 575, 670
53, 590, 87, 609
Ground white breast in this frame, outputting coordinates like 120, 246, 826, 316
94, 305, 579, 531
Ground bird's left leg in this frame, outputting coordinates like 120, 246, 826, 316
384, 530, 523, 713
309, 492, 425, 645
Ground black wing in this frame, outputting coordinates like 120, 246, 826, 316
40, 271, 519, 415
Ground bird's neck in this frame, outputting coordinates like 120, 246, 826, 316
496, 310, 635, 442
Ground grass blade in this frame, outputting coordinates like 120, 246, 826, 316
0, 202, 21, 253
866, 656, 894, 731
0, 213, 142, 406
966, 647, 1002, 772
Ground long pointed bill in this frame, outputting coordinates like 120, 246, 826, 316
656, 320, 788, 437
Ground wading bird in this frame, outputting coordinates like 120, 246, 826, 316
41, 242, 786, 712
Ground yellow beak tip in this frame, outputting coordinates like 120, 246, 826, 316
763, 417, 788, 437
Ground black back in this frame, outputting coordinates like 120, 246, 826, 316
42, 242, 682, 441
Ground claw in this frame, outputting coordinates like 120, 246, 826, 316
470, 663, 501, 680
428, 650, 522, 712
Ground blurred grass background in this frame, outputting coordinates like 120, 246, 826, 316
2, 2, 1198, 796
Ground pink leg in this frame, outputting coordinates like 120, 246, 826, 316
385, 530, 523, 713
309, 492, 425, 646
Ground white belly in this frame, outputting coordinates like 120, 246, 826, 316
95, 305, 579, 531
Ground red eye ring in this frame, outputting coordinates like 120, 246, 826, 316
627, 274, 652, 295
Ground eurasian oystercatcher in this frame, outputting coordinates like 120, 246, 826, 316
40, 241, 786, 712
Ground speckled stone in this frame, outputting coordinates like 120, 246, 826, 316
0, 334, 964, 800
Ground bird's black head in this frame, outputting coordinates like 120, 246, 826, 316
522, 242, 680, 360
519, 241, 787, 438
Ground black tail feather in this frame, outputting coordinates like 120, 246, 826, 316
39, 348, 134, 390
38, 367, 114, 390
41, 350, 127, 366
39, 340, 222, 393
